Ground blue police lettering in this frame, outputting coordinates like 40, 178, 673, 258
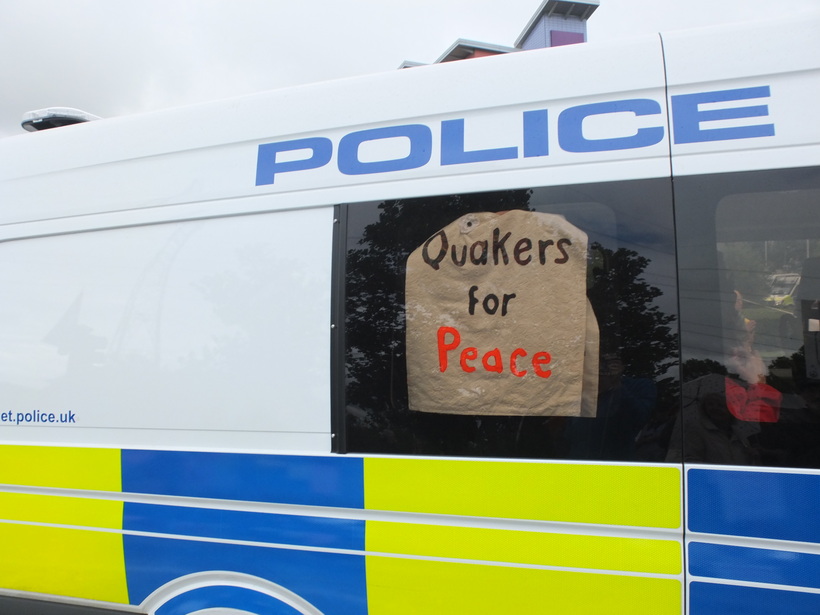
441, 118, 519, 165
523, 109, 549, 158
255, 137, 332, 185
558, 99, 664, 153
671, 85, 775, 144
338, 125, 432, 175
255, 87, 774, 185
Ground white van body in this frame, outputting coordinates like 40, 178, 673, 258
1, 11, 819, 615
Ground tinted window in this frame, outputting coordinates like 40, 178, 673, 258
337, 179, 679, 461
674, 166, 820, 468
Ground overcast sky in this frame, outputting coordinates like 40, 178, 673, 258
1, 0, 817, 138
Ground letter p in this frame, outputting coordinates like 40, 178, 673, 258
437, 326, 461, 373
256, 137, 333, 186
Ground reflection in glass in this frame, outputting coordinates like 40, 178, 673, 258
674, 167, 820, 469
341, 180, 679, 461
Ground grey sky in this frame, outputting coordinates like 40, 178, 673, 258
0, 0, 816, 138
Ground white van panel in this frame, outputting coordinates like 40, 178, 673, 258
664, 12, 820, 176
0, 206, 333, 452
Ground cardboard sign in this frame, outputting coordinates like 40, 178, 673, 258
406, 210, 599, 416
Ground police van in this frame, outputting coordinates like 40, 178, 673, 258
1, 10, 819, 615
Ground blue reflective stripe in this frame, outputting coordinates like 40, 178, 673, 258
125, 536, 367, 613
124, 502, 365, 551
688, 469, 820, 543
156, 586, 303, 615
121, 451, 364, 509
690, 582, 820, 615
689, 542, 820, 589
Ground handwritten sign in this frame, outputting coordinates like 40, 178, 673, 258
406, 210, 599, 416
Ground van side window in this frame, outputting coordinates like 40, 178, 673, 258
336, 180, 680, 461
674, 167, 820, 468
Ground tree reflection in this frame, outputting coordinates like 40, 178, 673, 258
587, 245, 676, 378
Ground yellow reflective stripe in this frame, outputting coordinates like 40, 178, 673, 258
367, 521, 681, 575
0, 523, 129, 604
0, 492, 122, 529
0, 446, 127, 603
0, 445, 121, 491
366, 557, 681, 615
364, 458, 680, 528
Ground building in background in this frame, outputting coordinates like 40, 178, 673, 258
401, 0, 599, 67
516, 0, 599, 50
